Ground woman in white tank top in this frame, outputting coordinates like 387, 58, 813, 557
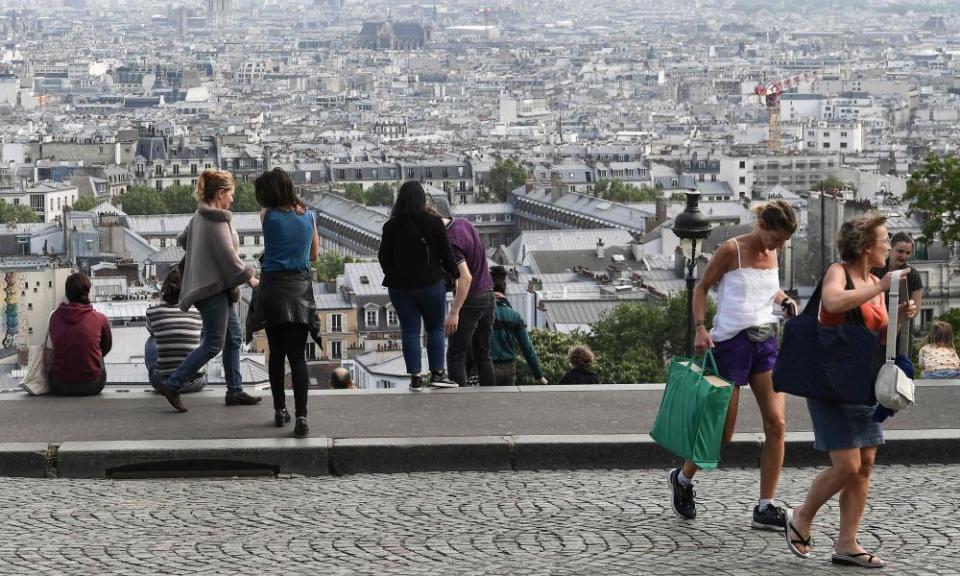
667, 200, 799, 531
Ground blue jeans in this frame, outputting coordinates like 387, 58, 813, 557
923, 368, 960, 379
388, 280, 447, 374
164, 291, 243, 393
145, 336, 207, 393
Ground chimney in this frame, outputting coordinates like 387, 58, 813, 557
596, 238, 605, 259
524, 178, 535, 193
656, 196, 668, 224
630, 240, 644, 261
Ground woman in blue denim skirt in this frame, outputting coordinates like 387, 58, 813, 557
785, 215, 917, 568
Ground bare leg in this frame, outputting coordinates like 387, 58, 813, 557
792, 448, 862, 556
835, 446, 878, 555
681, 386, 741, 480
749, 370, 786, 500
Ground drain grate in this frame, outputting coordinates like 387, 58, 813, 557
106, 459, 278, 479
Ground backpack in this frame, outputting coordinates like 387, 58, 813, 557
396, 217, 433, 279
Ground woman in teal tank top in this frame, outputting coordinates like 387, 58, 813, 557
255, 168, 319, 437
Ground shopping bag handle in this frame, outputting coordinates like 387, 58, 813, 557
699, 349, 720, 377
884, 269, 903, 363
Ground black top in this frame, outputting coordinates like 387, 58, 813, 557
558, 367, 601, 385
871, 261, 923, 305
379, 213, 459, 289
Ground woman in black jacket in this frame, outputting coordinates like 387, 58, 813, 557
379, 181, 460, 389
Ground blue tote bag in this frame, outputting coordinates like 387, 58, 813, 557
773, 274, 881, 405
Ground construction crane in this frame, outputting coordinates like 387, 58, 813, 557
754, 70, 821, 151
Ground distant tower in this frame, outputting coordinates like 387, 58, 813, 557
207, 0, 233, 26
176, 6, 189, 40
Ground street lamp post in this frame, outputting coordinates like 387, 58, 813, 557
671, 190, 714, 357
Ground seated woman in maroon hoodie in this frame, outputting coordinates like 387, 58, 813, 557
49, 273, 112, 396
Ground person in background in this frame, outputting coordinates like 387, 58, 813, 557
330, 367, 354, 389
558, 345, 600, 385
671, 200, 798, 529
378, 181, 460, 389
918, 320, 960, 379
146, 269, 206, 394
489, 266, 547, 386
154, 170, 261, 413
440, 206, 495, 387
48, 272, 111, 396
256, 168, 319, 437
871, 231, 923, 357
785, 214, 917, 568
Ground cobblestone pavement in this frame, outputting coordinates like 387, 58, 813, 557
0, 466, 957, 576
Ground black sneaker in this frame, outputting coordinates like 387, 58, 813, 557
668, 468, 697, 520
752, 503, 786, 531
429, 370, 459, 388
410, 373, 426, 390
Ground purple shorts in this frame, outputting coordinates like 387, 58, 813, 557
713, 329, 778, 387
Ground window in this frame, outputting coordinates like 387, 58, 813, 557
365, 308, 378, 327
840, 132, 848, 137
460, 195, 467, 204
254, 235, 261, 246
330, 340, 342, 359
739, 160, 745, 169
155, 165, 163, 176
387, 309, 398, 326
330, 314, 343, 333
738, 176, 746, 184
173, 164, 179, 175
822, 143, 830, 149
191, 164, 197, 175
840, 142, 848, 149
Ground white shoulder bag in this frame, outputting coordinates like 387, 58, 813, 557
875, 269, 916, 411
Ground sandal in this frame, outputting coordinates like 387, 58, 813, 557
785, 508, 812, 559
832, 552, 885, 569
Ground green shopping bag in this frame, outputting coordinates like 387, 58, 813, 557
650, 350, 735, 470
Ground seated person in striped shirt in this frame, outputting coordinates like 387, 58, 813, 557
145, 269, 207, 393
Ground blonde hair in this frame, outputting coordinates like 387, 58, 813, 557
568, 344, 595, 369
752, 199, 798, 233
195, 170, 235, 203
927, 321, 956, 349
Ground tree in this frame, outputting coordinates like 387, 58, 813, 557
365, 182, 395, 207
161, 185, 198, 214
583, 294, 718, 384
117, 187, 166, 215
70, 195, 98, 212
0, 200, 39, 223
906, 153, 960, 248
485, 159, 527, 202
515, 329, 585, 385
815, 175, 857, 193
231, 181, 260, 212
314, 251, 358, 282
593, 179, 660, 203
342, 183, 365, 205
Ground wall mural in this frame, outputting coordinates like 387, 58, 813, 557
2, 272, 19, 349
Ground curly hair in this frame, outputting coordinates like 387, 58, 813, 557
752, 199, 798, 233
568, 344, 595, 369
195, 170, 235, 203
836, 214, 887, 263
160, 268, 183, 305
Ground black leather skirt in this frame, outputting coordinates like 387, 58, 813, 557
256, 270, 314, 327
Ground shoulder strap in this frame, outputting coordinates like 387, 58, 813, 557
885, 270, 902, 362
732, 238, 742, 269
842, 265, 867, 327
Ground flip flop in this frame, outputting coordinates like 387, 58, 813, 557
784, 508, 812, 559
832, 552, 885, 569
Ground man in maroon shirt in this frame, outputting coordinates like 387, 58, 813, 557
442, 214, 495, 387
